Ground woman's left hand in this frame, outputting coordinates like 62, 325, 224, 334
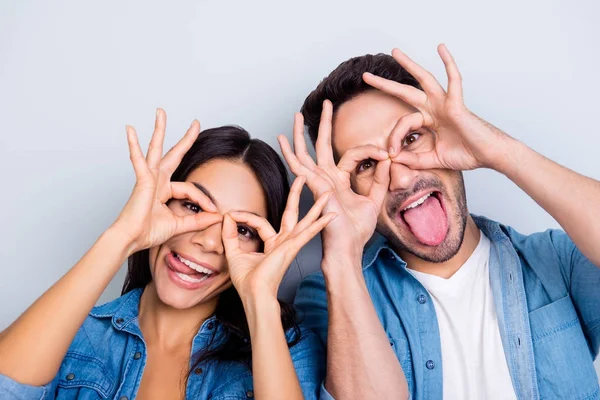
222, 177, 336, 302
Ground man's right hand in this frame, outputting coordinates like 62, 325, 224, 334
278, 100, 391, 272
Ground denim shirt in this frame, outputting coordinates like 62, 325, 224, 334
0, 288, 326, 399
295, 215, 600, 400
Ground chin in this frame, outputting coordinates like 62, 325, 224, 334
152, 270, 227, 311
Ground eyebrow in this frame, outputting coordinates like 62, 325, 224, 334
192, 182, 218, 206
191, 181, 262, 217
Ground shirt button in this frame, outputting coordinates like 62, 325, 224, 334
246, 390, 254, 398
133, 352, 142, 360
116, 318, 124, 324
194, 367, 203, 375
426, 360, 435, 370
65, 373, 75, 380
120, 397, 128, 400
417, 294, 427, 304
207, 322, 214, 330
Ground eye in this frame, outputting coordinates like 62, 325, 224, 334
237, 224, 258, 241
402, 132, 421, 147
182, 201, 202, 214
356, 158, 377, 174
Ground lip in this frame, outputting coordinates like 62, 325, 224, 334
165, 253, 219, 290
397, 189, 437, 213
173, 251, 218, 274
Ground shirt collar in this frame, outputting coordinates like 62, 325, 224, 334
362, 234, 406, 270
89, 288, 143, 332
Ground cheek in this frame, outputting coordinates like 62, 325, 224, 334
148, 246, 161, 278
239, 239, 261, 253
351, 176, 374, 196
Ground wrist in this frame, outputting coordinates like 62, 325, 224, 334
103, 225, 139, 259
489, 137, 528, 176
240, 292, 281, 319
322, 253, 365, 285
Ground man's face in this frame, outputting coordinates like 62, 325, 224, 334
332, 90, 468, 263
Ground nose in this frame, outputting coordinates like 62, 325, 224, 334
388, 161, 420, 192
190, 221, 224, 255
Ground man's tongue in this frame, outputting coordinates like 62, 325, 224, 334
402, 195, 448, 246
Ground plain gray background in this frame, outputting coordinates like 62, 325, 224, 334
1, 0, 599, 377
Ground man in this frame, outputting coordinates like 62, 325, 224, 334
278, 45, 600, 399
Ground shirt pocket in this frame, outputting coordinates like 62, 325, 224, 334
55, 352, 116, 399
389, 336, 414, 394
208, 372, 255, 400
529, 295, 599, 400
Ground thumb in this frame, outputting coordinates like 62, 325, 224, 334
221, 214, 241, 258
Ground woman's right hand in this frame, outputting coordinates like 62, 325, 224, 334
111, 109, 222, 256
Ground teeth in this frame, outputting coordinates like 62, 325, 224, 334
176, 254, 214, 275
402, 193, 432, 211
175, 271, 209, 283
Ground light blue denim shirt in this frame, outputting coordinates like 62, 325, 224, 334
295, 215, 600, 400
0, 288, 326, 399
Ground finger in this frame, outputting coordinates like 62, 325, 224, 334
437, 44, 463, 99
391, 48, 445, 96
392, 150, 440, 170
161, 119, 201, 174
315, 100, 336, 166
126, 125, 150, 179
169, 182, 218, 212
146, 108, 166, 170
227, 212, 277, 243
280, 176, 306, 232
289, 212, 337, 250
174, 212, 223, 237
292, 191, 333, 234
292, 113, 317, 169
367, 158, 391, 208
221, 214, 241, 257
337, 145, 389, 174
362, 73, 427, 107
278, 135, 311, 177
387, 112, 425, 157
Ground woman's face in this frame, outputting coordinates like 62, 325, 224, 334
149, 158, 268, 310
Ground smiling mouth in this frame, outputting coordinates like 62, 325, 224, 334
395, 191, 449, 247
169, 252, 216, 284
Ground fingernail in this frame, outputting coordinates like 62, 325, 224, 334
156, 108, 161, 117
389, 146, 396, 156
190, 119, 196, 128
379, 149, 388, 157
364, 72, 373, 78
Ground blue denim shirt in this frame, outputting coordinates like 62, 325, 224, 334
0, 288, 326, 399
295, 215, 600, 400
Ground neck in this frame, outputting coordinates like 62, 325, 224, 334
402, 216, 481, 279
138, 283, 218, 351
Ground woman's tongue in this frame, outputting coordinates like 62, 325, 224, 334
402, 195, 449, 246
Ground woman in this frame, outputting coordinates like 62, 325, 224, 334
0, 109, 334, 399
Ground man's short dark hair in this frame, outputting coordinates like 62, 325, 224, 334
301, 53, 422, 145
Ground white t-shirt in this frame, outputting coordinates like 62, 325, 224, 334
408, 232, 517, 400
